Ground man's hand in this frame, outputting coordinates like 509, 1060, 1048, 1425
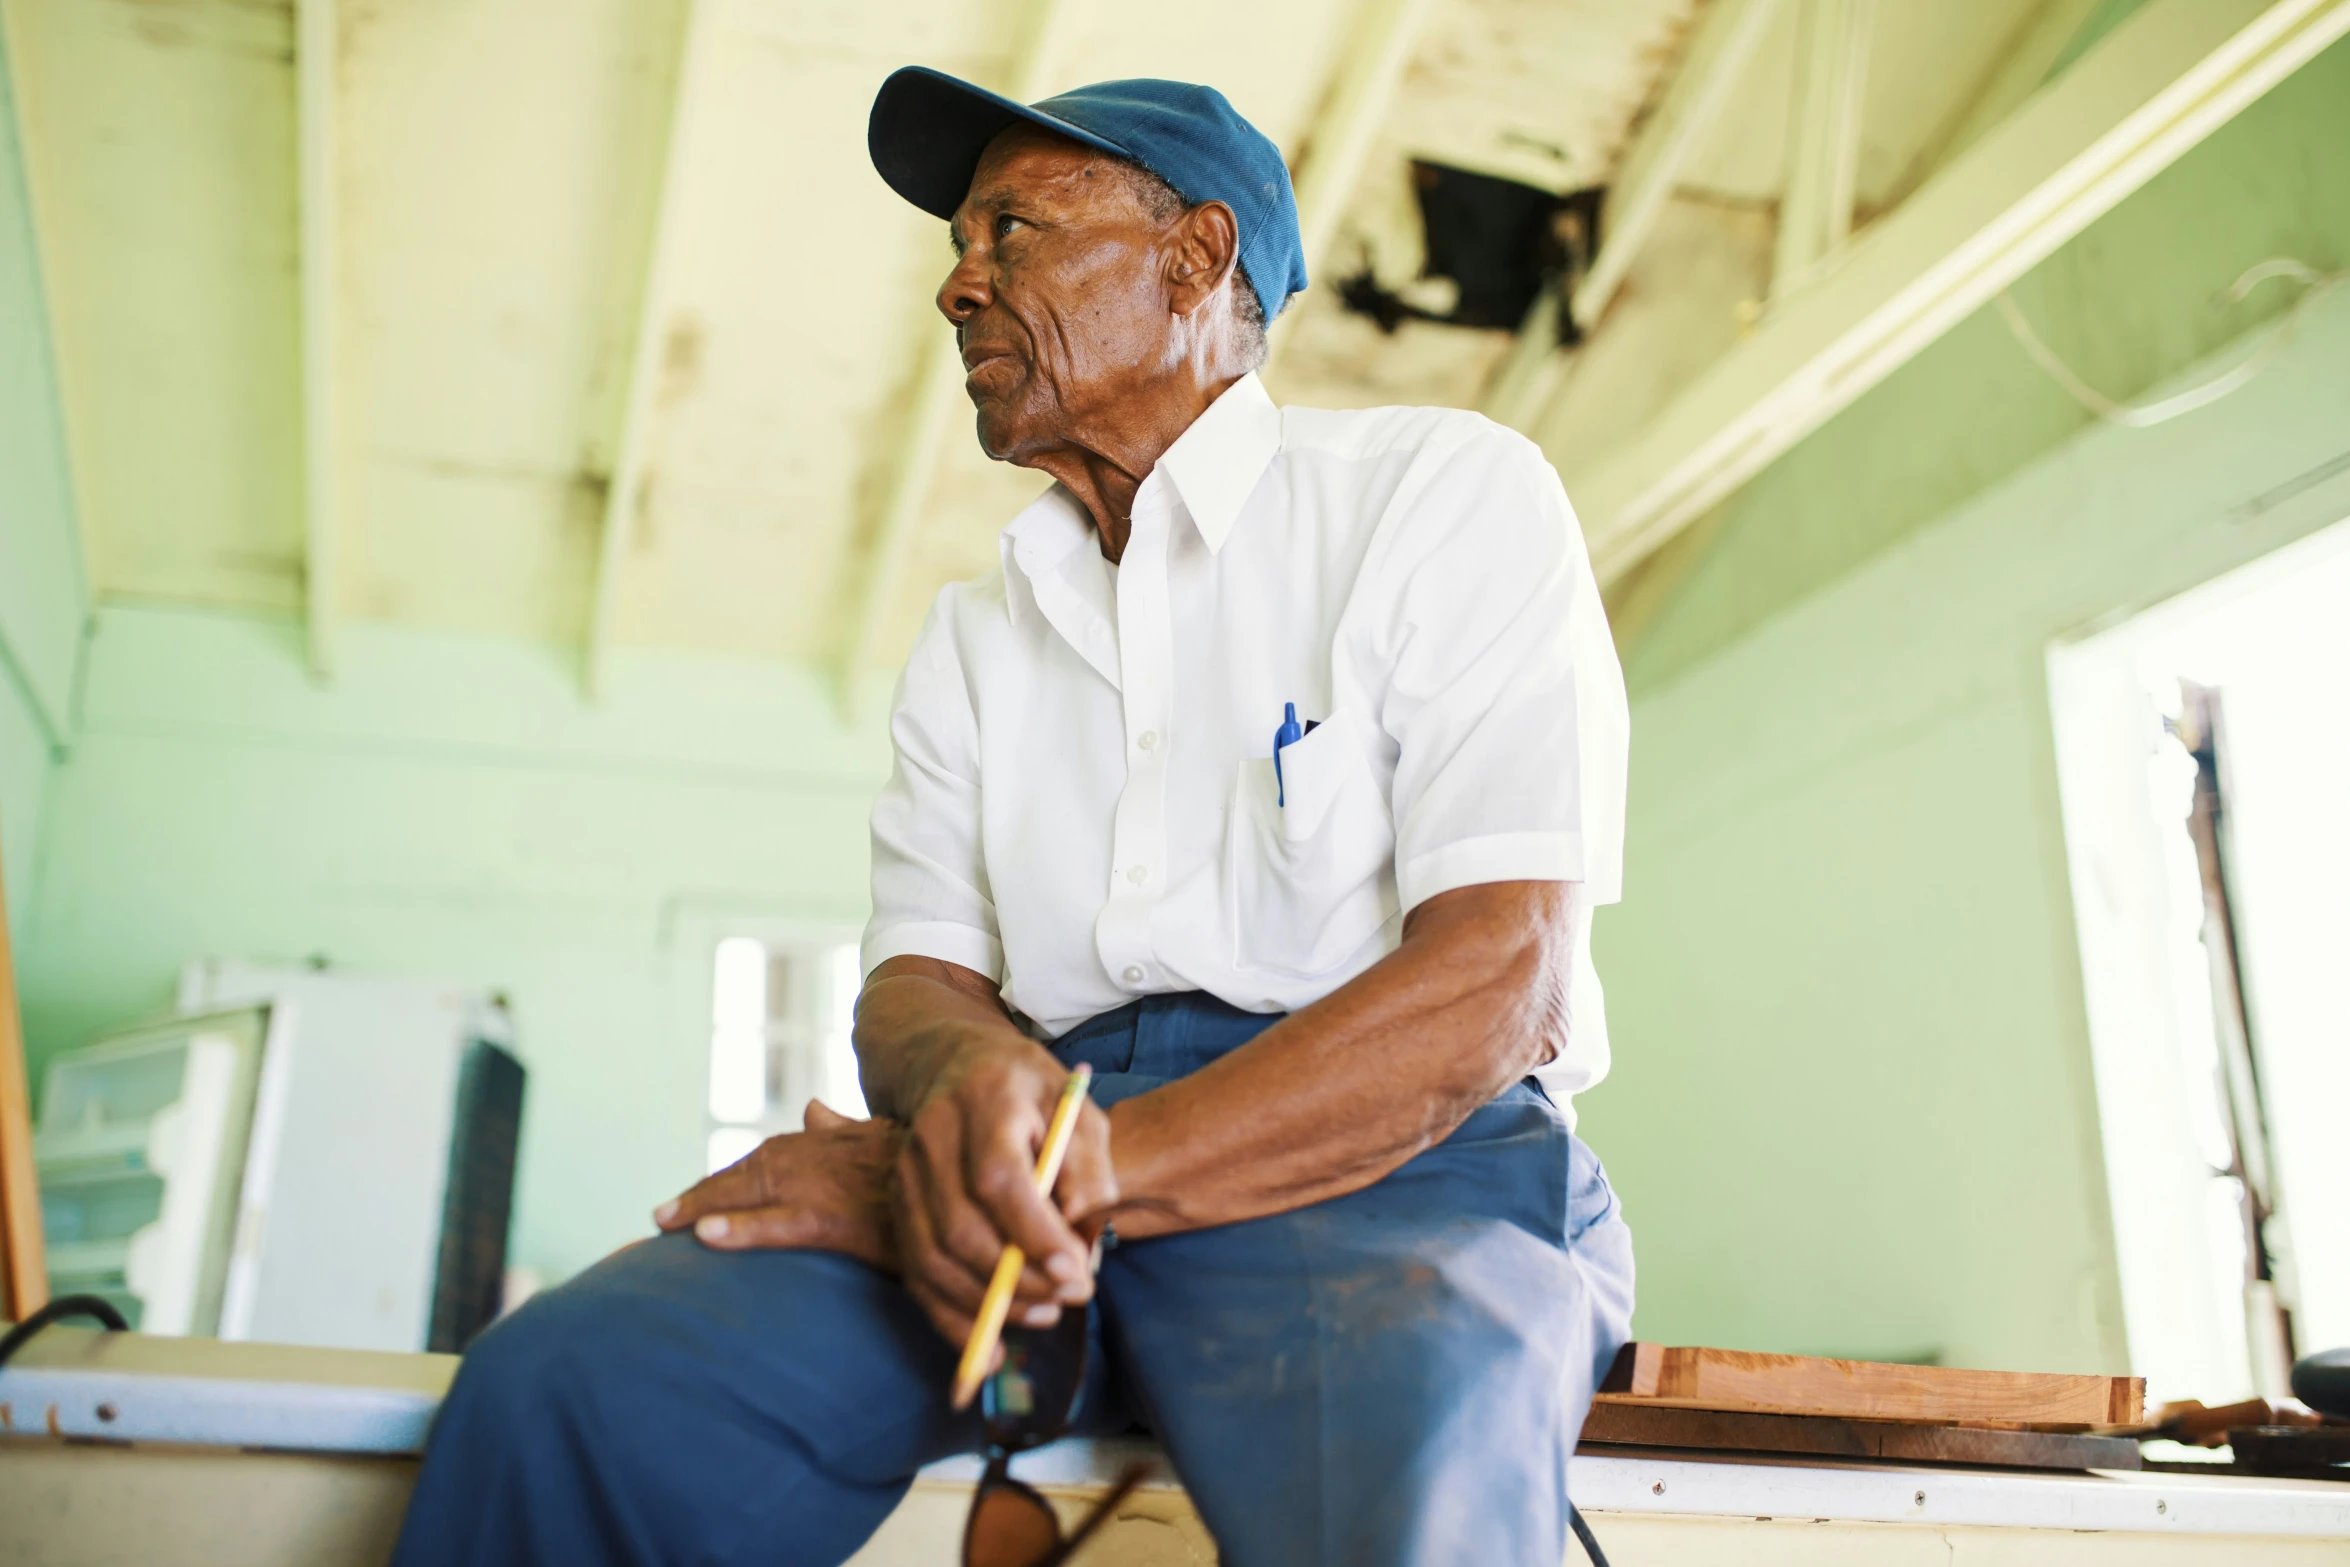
890, 1033, 1117, 1346
654, 1101, 901, 1272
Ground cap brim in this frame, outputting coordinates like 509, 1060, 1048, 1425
869, 66, 1131, 219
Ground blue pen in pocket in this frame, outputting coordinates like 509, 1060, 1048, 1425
1273, 702, 1303, 806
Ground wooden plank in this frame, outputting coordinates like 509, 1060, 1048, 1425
0, 820, 48, 1320
1599, 1344, 2144, 1428
1580, 1400, 2143, 1471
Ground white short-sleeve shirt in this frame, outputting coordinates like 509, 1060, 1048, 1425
864, 373, 1629, 1097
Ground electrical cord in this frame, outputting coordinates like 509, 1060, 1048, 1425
1570, 1502, 1612, 1567
1996, 258, 2348, 429
0, 1293, 130, 1371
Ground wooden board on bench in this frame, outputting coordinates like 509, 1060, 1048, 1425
1579, 1399, 2142, 1470
1597, 1343, 2144, 1430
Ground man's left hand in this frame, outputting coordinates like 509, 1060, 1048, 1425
654, 1102, 902, 1272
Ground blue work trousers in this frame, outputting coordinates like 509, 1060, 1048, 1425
390, 993, 1635, 1566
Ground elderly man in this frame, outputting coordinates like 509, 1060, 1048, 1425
393, 71, 1632, 1567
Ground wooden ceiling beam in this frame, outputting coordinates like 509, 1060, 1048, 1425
295, 0, 339, 682
1489, 0, 1781, 432
1570, 0, 1785, 336
583, 0, 712, 701
833, 0, 1082, 715
1567, 0, 2350, 586
1269, 0, 1438, 361
1770, 0, 1873, 296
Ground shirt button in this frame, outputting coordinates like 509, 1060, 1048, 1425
1122, 965, 1145, 985
1127, 865, 1149, 885
1137, 730, 1159, 751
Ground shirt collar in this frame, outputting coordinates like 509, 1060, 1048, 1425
998, 370, 1285, 615
1000, 482, 1094, 630
1153, 371, 1282, 555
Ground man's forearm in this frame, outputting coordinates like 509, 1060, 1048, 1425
1096, 881, 1578, 1241
851, 957, 1036, 1120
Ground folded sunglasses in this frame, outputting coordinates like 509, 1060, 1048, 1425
963, 1305, 1149, 1567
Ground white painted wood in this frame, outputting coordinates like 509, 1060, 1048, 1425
582, 1, 708, 700
0, 1366, 441, 1454
916, 1441, 2350, 1539
1567, 0, 2350, 583
1771, 0, 1872, 294
1570, 0, 1784, 333
1888, 0, 2107, 206
9, 1350, 2348, 1544
295, 0, 338, 681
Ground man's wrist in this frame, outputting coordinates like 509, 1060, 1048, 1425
1102, 1094, 1179, 1239
886, 1016, 1042, 1116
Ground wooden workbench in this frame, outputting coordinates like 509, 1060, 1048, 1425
3, 1330, 2346, 1565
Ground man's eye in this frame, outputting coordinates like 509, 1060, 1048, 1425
995, 214, 1025, 239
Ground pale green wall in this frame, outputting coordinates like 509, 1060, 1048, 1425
1578, 44, 2350, 1373
0, 675, 45, 923
17, 607, 891, 1282
0, 14, 86, 930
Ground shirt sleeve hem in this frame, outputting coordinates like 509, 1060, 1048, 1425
1398, 832, 1585, 914
863, 922, 1005, 985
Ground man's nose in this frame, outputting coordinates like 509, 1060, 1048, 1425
937, 250, 990, 325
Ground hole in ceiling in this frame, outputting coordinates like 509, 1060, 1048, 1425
1337, 161, 1602, 345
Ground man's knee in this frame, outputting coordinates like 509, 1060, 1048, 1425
435, 1262, 624, 1438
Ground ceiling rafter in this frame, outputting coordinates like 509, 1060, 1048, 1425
296, 0, 339, 681
834, 0, 1083, 716
1571, 0, 1785, 334
583, 0, 713, 701
1269, 0, 1439, 360
1771, 0, 1873, 295
1488, 0, 1781, 431
1563, 0, 2350, 585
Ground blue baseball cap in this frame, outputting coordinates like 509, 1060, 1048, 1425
868, 67, 1307, 322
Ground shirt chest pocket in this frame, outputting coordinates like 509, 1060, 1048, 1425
1226, 708, 1400, 977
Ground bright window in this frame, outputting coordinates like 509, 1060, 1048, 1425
2050, 516, 2350, 1402
704, 937, 866, 1175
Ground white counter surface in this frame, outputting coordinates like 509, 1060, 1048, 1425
6, 1329, 2346, 1540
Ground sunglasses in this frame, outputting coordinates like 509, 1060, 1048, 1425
963, 1303, 1149, 1567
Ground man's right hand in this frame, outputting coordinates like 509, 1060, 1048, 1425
890, 1031, 1117, 1347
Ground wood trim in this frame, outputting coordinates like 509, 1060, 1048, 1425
0, 823, 47, 1320
1599, 1344, 2144, 1428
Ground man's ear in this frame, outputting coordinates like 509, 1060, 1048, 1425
1165, 199, 1240, 319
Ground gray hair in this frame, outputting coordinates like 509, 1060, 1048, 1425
1111, 159, 1269, 369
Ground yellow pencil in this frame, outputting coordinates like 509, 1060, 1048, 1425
950, 1062, 1094, 1411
